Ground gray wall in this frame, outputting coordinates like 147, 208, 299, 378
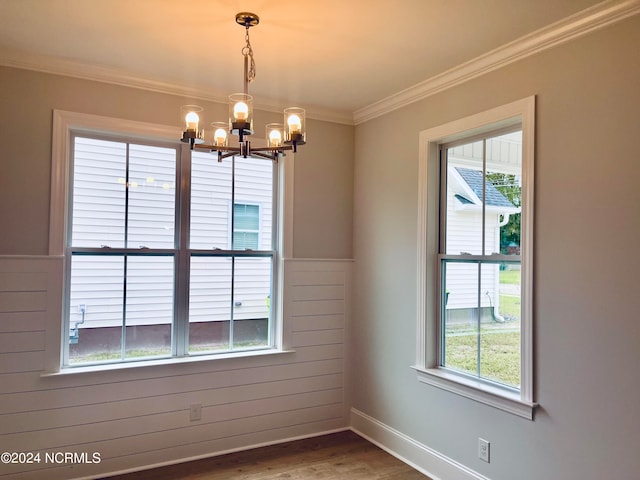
352, 15, 640, 480
0, 68, 354, 259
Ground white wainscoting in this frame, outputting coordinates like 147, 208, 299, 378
0, 256, 352, 480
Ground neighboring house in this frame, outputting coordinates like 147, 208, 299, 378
68, 139, 273, 352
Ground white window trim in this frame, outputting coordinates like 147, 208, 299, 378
48, 110, 295, 372
412, 96, 537, 419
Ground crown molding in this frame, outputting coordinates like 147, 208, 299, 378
1, 0, 637, 127
0, 48, 354, 126
353, 0, 640, 125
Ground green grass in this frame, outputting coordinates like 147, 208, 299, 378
443, 286, 522, 387
69, 348, 171, 364
499, 269, 521, 285
70, 341, 268, 364
444, 323, 521, 388
499, 294, 521, 319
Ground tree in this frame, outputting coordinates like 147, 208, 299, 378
486, 172, 521, 252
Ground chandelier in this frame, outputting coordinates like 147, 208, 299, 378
180, 12, 306, 161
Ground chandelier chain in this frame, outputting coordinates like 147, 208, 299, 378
242, 26, 256, 83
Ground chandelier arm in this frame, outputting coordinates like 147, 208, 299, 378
193, 144, 240, 153
193, 145, 292, 155
251, 152, 281, 161
252, 146, 292, 154
218, 151, 238, 161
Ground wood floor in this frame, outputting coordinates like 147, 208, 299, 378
104, 430, 431, 480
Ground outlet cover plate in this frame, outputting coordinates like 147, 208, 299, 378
478, 438, 490, 463
190, 403, 202, 421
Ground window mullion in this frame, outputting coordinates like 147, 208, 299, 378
174, 144, 191, 357
439, 146, 447, 254
229, 155, 236, 350
479, 140, 487, 378
481, 139, 486, 256
476, 262, 481, 378
121, 143, 131, 360
121, 256, 128, 361
270, 158, 279, 347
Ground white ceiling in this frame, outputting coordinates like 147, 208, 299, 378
0, 0, 630, 122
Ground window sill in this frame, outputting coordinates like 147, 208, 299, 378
412, 366, 537, 420
42, 348, 296, 377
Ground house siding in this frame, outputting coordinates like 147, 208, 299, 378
69, 139, 275, 330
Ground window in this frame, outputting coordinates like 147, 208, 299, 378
414, 97, 536, 419
56, 116, 285, 367
232, 203, 261, 250
67, 137, 178, 363
440, 130, 522, 388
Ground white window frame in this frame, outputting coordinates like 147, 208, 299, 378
413, 97, 537, 419
47, 110, 294, 372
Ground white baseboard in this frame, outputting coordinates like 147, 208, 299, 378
350, 408, 490, 480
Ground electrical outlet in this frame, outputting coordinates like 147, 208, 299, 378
189, 403, 202, 421
478, 438, 490, 463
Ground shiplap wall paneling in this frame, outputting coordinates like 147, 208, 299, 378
0, 257, 350, 480
285, 259, 353, 430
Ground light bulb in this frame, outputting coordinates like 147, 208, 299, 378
185, 111, 199, 131
287, 114, 301, 134
214, 128, 227, 146
269, 129, 282, 147
234, 101, 249, 121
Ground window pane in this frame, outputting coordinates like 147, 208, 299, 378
233, 257, 271, 349
442, 261, 479, 376
71, 137, 126, 248
68, 255, 174, 364
442, 260, 521, 388
445, 140, 484, 255
480, 263, 521, 388
124, 256, 174, 359
445, 132, 522, 256
68, 255, 124, 364
235, 156, 273, 250
190, 154, 274, 250
486, 131, 522, 254
188, 256, 271, 353
127, 144, 176, 248
190, 153, 232, 249
189, 256, 232, 352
